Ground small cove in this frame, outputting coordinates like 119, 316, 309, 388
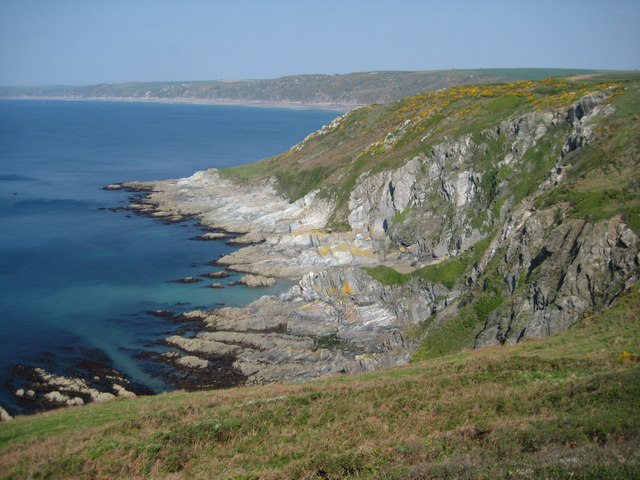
0, 99, 341, 414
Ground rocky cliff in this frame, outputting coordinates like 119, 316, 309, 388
121, 74, 639, 384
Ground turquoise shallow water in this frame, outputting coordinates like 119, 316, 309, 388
0, 99, 341, 413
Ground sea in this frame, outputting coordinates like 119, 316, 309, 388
0, 99, 341, 414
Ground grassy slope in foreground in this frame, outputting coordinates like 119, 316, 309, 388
1, 285, 638, 479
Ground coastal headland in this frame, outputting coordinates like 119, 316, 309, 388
4, 73, 639, 415
110, 74, 639, 396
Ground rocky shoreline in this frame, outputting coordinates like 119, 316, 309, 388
5, 347, 151, 414
2, 171, 400, 417
96, 172, 439, 393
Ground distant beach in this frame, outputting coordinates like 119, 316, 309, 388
1, 95, 358, 111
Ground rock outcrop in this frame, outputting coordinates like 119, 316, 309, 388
475, 213, 638, 346
237, 274, 276, 287
14, 367, 136, 408
160, 266, 424, 385
0, 406, 12, 421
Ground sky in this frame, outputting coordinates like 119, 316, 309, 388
0, 0, 638, 86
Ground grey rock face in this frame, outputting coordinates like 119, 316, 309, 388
348, 158, 421, 237
475, 212, 638, 347
563, 91, 614, 156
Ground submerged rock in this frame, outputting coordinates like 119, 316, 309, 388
173, 276, 203, 283
200, 271, 229, 278
9, 351, 144, 413
147, 310, 175, 317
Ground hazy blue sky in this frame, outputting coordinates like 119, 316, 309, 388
0, 0, 638, 86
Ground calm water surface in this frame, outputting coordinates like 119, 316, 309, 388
0, 99, 341, 413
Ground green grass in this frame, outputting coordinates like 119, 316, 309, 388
461, 68, 603, 81
275, 166, 330, 201
362, 264, 411, 286
391, 205, 411, 225
362, 257, 468, 290
411, 293, 504, 362
535, 83, 640, 233
364, 238, 491, 289
413, 257, 469, 290
1, 285, 638, 479
312, 333, 358, 352
411, 304, 479, 361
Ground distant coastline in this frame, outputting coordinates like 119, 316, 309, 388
0, 95, 357, 111
1, 68, 612, 115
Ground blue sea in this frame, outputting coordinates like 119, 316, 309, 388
0, 99, 341, 414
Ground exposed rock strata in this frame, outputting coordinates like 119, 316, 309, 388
161, 266, 429, 385
474, 213, 639, 346
115, 89, 638, 388
123, 171, 386, 277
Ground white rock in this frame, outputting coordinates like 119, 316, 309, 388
112, 384, 136, 398
44, 391, 71, 404
0, 407, 13, 421
91, 392, 117, 403
176, 355, 209, 369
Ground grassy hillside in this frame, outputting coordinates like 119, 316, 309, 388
1, 285, 638, 479
223, 74, 640, 232
0, 69, 605, 107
